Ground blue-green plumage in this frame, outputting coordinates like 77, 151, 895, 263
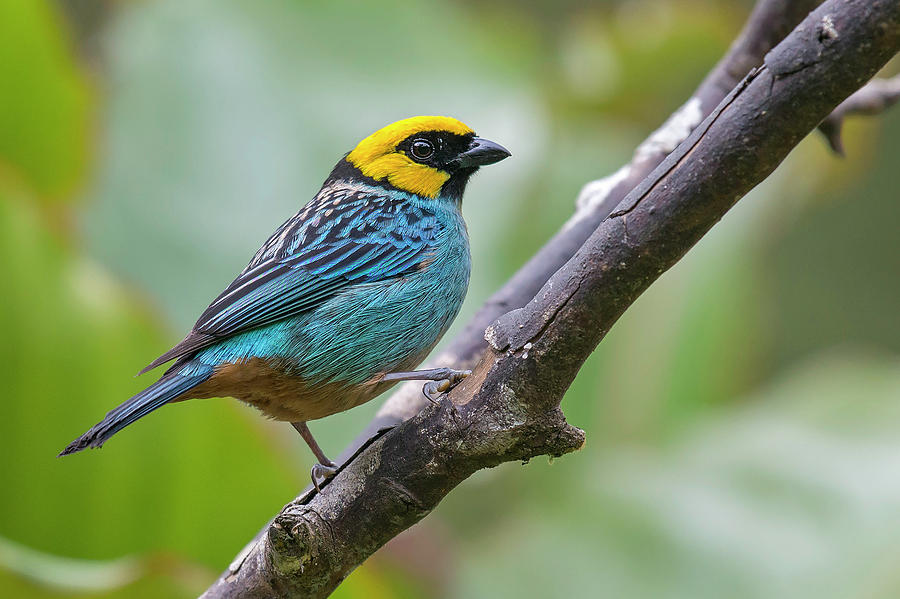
60, 116, 509, 461
181, 185, 470, 386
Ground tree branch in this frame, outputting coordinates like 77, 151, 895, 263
351, 0, 823, 460
203, 0, 900, 596
818, 75, 900, 154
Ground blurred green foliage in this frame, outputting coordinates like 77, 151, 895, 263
1, 0, 898, 597
0, 0, 91, 199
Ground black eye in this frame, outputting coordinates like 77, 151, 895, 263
410, 139, 435, 161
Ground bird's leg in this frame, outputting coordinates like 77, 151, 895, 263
291, 421, 337, 492
382, 367, 471, 382
381, 367, 472, 403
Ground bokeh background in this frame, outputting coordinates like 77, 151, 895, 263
2, 0, 899, 597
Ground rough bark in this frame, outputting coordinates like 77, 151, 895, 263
203, 0, 900, 596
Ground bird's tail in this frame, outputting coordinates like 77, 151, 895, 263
59, 369, 212, 456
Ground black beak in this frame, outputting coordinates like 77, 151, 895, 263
452, 137, 511, 169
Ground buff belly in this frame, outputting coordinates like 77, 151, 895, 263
182, 350, 430, 422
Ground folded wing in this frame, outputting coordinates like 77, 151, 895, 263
140, 191, 437, 374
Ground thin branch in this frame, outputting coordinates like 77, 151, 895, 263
202, 0, 900, 597
818, 75, 900, 154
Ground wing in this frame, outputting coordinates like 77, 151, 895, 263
140, 188, 438, 374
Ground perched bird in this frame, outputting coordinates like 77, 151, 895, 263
60, 116, 510, 488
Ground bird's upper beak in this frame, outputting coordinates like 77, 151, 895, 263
452, 137, 511, 169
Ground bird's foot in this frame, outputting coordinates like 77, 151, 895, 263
310, 460, 338, 493
422, 369, 471, 404
381, 367, 471, 404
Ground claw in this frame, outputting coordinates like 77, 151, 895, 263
422, 380, 445, 404
422, 369, 471, 404
447, 369, 471, 385
310, 461, 338, 492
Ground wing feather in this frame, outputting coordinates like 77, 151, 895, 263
140, 189, 437, 373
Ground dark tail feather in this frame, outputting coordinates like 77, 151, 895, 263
59, 370, 211, 456
137, 331, 214, 375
